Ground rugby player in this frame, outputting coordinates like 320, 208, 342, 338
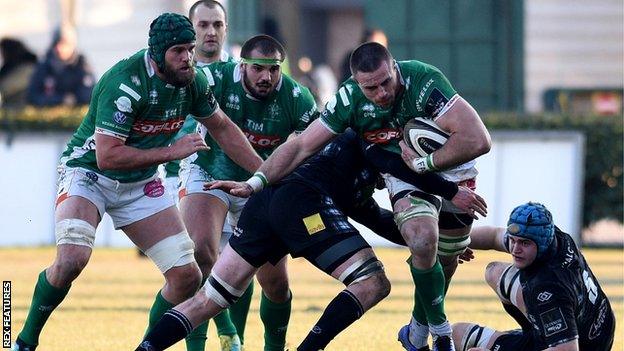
213, 42, 492, 351
12, 13, 261, 351
178, 33, 316, 351
451, 202, 615, 351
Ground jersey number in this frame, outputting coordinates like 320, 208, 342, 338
583, 270, 598, 304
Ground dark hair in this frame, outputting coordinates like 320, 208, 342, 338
349, 42, 392, 75
240, 34, 285, 61
189, 0, 227, 21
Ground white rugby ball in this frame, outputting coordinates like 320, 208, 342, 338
403, 117, 450, 157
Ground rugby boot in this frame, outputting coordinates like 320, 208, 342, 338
431, 334, 455, 351
219, 334, 241, 351
12, 338, 36, 351
398, 325, 431, 351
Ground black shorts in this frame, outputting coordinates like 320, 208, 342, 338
491, 330, 535, 350
439, 210, 474, 230
230, 181, 371, 274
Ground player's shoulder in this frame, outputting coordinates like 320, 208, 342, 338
97, 49, 150, 97
525, 270, 574, 306
278, 74, 315, 101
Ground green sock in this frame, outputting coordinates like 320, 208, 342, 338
260, 290, 292, 351
408, 257, 447, 325
18, 270, 70, 346
229, 280, 254, 343
214, 309, 237, 336
185, 320, 208, 351
411, 287, 428, 325
145, 290, 174, 336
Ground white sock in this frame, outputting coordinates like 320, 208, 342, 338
429, 320, 452, 337
408, 317, 430, 348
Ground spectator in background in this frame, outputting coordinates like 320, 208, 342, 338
339, 28, 388, 82
0, 38, 38, 108
27, 24, 95, 107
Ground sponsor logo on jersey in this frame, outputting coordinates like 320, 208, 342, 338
363, 128, 402, 144
537, 291, 553, 302
114, 96, 133, 113
416, 78, 434, 112
540, 307, 568, 337
292, 86, 301, 97
244, 131, 281, 148
425, 88, 450, 117
303, 213, 325, 235
233, 226, 243, 237
132, 117, 185, 135
85, 171, 99, 182
362, 103, 377, 118
226, 94, 240, 110
131, 75, 141, 86
143, 179, 164, 198
179, 87, 186, 99
563, 243, 575, 267
588, 298, 608, 340
149, 89, 159, 105
113, 111, 128, 124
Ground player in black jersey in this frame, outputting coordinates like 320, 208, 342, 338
135, 130, 486, 351
451, 202, 615, 351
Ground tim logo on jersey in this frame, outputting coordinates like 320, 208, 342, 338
244, 131, 281, 148
132, 117, 185, 135
363, 128, 402, 144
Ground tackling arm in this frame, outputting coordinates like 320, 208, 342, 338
468, 226, 507, 252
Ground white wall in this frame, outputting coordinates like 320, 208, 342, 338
524, 0, 624, 112
0, 131, 584, 247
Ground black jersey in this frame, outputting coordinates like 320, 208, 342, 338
510, 228, 615, 350
284, 129, 378, 211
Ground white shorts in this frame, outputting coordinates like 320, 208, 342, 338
56, 166, 175, 229
179, 163, 247, 228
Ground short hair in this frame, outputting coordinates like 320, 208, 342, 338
240, 34, 286, 61
189, 0, 227, 21
349, 42, 392, 75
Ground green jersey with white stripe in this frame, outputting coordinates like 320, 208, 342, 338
320, 60, 457, 154
188, 61, 317, 181
163, 52, 237, 178
60, 49, 218, 183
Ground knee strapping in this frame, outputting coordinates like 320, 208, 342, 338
338, 257, 384, 286
394, 195, 440, 230
438, 234, 471, 256
497, 264, 521, 305
204, 272, 244, 308
459, 323, 496, 351
55, 219, 96, 247
144, 232, 195, 273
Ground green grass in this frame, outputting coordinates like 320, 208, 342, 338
1, 247, 622, 350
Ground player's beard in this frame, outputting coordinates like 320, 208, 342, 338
242, 70, 274, 100
163, 61, 195, 87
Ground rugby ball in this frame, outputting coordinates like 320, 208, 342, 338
403, 117, 450, 157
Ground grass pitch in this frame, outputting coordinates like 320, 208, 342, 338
1, 247, 622, 350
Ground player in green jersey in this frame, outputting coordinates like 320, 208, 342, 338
178, 34, 316, 351
12, 13, 262, 351
158, 3, 243, 351
211, 42, 491, 351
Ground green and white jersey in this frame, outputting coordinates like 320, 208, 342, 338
60, 49, 219, 183
163, 52, 237, 178
320, 60, 458, 154
187, 61, 317, 181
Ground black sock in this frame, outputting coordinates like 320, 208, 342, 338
297, 290, 364, 351
136, 309, 193, 351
